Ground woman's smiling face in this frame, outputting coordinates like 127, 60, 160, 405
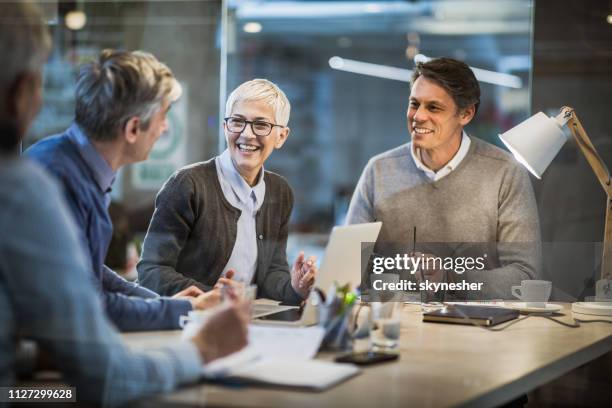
224, 99, 289, 185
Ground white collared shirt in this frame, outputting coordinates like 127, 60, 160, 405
215, 150, 266, 283
410, 132, 471, 181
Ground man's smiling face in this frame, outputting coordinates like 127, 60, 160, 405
407, 76, 473, 152
224, 99, 289, 185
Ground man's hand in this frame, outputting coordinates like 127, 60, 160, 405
172, 285, 205, 299
190, 289, 222, 310
191, 301, 250, 363
290, 251, 317, 299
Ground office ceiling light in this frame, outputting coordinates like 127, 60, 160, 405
329, 55, 523, 89
607, 14, 612, 24
65, 10, 86, 31
243, 22, 262, 33
329, 56, 413, 82
415, 54, 522, 88
469, 66, 522, 89
414, 53, 430, 64
235, 1, 427, 19
364, 3, 383, 13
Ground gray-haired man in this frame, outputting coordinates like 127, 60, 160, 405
27, 50, 221, 331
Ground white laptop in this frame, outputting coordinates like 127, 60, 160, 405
253, 222, 382, 326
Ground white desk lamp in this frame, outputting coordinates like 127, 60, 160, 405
499, 107, 612, 317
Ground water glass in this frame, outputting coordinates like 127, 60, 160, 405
350, 304, 373, 352
418, 267, 446, 312
371, 302, 402, 349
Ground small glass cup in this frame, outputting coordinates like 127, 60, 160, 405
416, 262, 446, 313
240, 284, 257, 302
221, 282, 257, 301
349, 303, 373, 353
371, 301, 402, 349
226, 284, 257, 317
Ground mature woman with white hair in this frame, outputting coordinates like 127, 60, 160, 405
138, 79, 317, 304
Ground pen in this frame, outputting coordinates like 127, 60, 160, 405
413, 226, 425, 283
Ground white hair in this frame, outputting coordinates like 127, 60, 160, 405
0, 1, 51, 95
225, 79, 291, 126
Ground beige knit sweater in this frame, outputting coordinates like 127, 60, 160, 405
347, 136, 542, 300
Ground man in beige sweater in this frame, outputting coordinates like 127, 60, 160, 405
347, 57, 541, 300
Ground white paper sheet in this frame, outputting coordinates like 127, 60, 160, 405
247, 325, 325, 360
229, 359, 360, 390
200, 324, 325, 377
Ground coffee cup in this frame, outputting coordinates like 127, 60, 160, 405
511, 280, 552, 307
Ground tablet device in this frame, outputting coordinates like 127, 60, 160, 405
423, 304, 519, 327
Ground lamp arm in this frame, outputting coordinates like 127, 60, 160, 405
562, 107, 611, 196
604, 198, 612, 280
561, 107, 612, 280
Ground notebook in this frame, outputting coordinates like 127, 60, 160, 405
221, 359, 361, 391
422, 304, 519, 327
198, 325, 361, 391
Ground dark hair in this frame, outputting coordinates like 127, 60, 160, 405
411, 57, 480, 115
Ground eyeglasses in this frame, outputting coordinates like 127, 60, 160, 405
224, 117, 284, 137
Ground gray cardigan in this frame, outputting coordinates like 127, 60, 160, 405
137, 159, 302, 305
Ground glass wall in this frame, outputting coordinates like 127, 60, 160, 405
225, 0, 533, 257
28, 0, 221, 197
532, 0, 612, 300
27, 0, 222, 277
26, 0, 534, 277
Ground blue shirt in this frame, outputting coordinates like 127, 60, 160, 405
26, 124, 192, 331
0, 155, 200, 406
215, 149, 265, 283
66, 123, 115, 208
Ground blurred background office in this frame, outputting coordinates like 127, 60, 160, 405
22, 0, 612, 301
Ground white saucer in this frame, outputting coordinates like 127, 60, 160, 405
503, 302, 563, 314
571, 302, 612, 316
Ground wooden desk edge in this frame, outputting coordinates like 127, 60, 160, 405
457, 334, 612, 408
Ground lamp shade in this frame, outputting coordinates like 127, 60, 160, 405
499, 111, 570, 179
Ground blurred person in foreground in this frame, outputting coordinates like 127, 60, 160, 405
26, 49, 223, 331
0, 2, 248, 406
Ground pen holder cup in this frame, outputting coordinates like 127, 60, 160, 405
317, 303, 355, 352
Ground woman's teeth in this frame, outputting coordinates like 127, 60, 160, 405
238, 143, 259, 152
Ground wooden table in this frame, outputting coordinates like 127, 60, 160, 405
124, 303, 612, 408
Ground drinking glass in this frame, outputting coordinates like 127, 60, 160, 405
371, 301, 402, 349
417, 262, 446, 312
